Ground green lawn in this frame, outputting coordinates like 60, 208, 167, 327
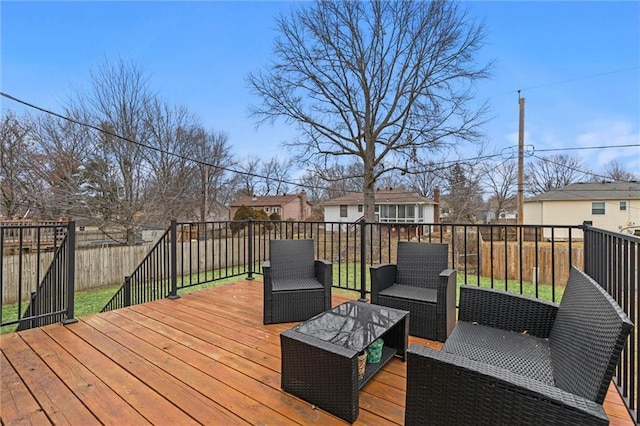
2, 265, 565, 335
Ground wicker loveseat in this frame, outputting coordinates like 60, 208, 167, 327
405, 266, 633, 426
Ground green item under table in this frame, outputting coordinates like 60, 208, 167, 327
367, 338, 384, 363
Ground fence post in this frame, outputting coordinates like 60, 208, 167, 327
359, 219, 367, 302
124, 276, 132, 306
247, 218, 254, 280
168, 219, 180, 299
63, 221, 78, 325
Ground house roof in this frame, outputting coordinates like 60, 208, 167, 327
230, 193, 311, 208
525, 181, 640, 202
320, 188, 436, 206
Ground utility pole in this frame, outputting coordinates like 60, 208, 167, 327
517, 91, 525, 225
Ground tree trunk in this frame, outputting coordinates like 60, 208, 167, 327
363, 137, 376, 222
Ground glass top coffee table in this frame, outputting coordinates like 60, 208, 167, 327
280, 301, 409, 423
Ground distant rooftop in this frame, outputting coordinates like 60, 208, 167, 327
320, 188, 436, 206
525, 181, 640, 202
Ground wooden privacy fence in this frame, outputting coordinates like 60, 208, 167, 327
2, 238, 249, 304
479, 242, 584, 286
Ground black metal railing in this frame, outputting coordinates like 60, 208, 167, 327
1, 221, 76, 331
583, 224, 639, 422
103, 219, 584, 312
102, 220, 254, 312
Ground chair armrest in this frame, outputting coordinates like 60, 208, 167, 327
370, 264, 397, 303
262, 261, 272, 291
437, 269, 457, 340
405, 345, 608, 426
458, 286, 558, 338
314, 259, 332, 289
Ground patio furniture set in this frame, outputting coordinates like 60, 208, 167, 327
264, 239, 633, 425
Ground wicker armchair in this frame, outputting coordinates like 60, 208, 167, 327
404, 267, 633, 426
262, 239, 332, 324
370, 242, 456, 342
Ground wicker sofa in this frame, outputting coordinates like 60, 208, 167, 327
405, 266, 633, 426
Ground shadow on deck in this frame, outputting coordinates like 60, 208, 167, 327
1, 280, 634, 425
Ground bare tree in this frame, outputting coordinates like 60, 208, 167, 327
143, 99, 200, 223
482, 160, 517, 218
0, 110, 33, 217
525, 154, 589, 196
71, 57, 154, 244
442, 163, 483, 223
235, 156, 261, 197
402, 160, 444, 199
28, 112, 93, 219
604, 159, 638, 182
189, 127, 236, 221
261, 157, 292, 195
248, 0, 491, 221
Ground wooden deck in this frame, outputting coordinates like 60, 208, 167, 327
1, 280, 634, 425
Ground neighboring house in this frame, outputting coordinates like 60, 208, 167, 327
524, 181, 640, 239
320, 188, 438, 224
230, 191, 313, 221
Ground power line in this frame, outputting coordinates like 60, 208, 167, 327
485, 66, 640, 100
536, 143, 640, 153
529, 153, 638, 184
518, 66, 640, 93
0, 91, 331, 193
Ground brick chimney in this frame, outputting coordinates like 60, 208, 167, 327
299, 190, 307, 220
434, 187, 441, 224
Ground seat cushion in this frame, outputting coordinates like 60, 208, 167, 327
272, 278, 324, 292
378, 284, 437, 303
443, 321, 554, 385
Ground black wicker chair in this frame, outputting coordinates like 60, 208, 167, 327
405, 266, 634, 426
262, 239, 332, 325
370, 242, 456, 342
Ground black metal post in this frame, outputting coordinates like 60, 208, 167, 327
168, 219, 180, 299
124, 276, 132, 307
247, 218, 254, 280
63, 221, 78, 325
359, 219, 367, 302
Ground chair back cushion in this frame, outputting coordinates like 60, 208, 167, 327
269, 239, 315, 280
396, 242, 448, 289
549, 267, 633, 404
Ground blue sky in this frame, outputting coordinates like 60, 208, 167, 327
2, 1, 639, 178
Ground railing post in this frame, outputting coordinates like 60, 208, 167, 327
582, 221, 592, 276
124, 276, 132, 306
247, 218, 255, 280
168, 219, 180, 299
63, 221, 78, 325
359, 218, 367, 302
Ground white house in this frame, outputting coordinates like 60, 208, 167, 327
320, 188, 438, 224
524, 181, 640, 239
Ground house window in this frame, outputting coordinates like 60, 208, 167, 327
358, 204, 363, 213
619, 201, 627, 211
340, 205, 348, 217
273, 207, 279, 214
264, 207, 270, 212
592, 202, 605, 215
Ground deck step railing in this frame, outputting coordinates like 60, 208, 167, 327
1, 221, 76, 330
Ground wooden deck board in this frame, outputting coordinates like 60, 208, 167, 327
1, 280, 635, 425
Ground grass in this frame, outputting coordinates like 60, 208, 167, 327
331, 263, 565, 304
1, 263, 565, 335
